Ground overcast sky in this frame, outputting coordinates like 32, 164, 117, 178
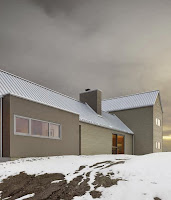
0, 0, 171, 149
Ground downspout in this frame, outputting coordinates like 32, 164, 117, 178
133, 134, 135, 155
0, 97, 2, 157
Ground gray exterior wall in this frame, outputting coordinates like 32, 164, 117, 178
111, 94, 163, 155
80, 122, 133, 155
3, 94, 80, 158
153, 95, 163, 152
111, 107, 153, 155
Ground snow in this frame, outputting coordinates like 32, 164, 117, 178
15, 193, 35, 200
0, 153, 171, 200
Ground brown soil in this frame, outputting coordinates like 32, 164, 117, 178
102, 161, 125, 169
90, 161, 111, 168
90, 160, 125, 169
93, 172, 123, 189
154, 198, 161, 200
0, 160, 126, 200
74, 165, 86, 174
0, 172, 90, 200
90, 190, 102, 198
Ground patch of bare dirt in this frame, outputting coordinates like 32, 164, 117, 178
74, 165, 86, 174
90, 190, 102, 198
154, 198, 161, 200
102, 161, 125, 169
90, 160, 125, 169
90, 161, 111, 168
0, 172, 90, 200
0, 160, 126, 200
93, 172, 123, 189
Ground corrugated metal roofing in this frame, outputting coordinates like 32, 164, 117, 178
102, 90, 160, 112
0, 70, 133, 134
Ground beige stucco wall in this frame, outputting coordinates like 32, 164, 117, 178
80, 122, 133, 155
153, 95, 163, 152
112, 107, 153, 155
6, 95, 80, 158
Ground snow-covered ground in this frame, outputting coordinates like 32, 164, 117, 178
0, 153, 171, 200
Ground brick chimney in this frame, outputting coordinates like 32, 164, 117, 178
80, 89, 102, 115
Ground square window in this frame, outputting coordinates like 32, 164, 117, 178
31, 119, 49, 137
49, 123, 61, 138
16, 117, 29, 134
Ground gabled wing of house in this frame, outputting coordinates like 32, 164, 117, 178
102, 90, 163, 112
0, 70, 133, 134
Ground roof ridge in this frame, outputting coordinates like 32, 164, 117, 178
0, 68, 83, 104
103, 90, 159, 101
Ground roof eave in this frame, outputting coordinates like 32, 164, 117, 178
103, 104, 154, 113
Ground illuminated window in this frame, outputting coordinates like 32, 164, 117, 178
15, 117, 29, 134
156, 118, 161, 126
155, 142, 161, 149
112, 134, 124, 154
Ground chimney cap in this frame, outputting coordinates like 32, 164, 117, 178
85, 88, 91, 91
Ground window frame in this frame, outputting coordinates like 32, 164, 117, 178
14, 115, 30, 136
31, 118, 49, 137
49, 122, 62, 139
14, 115, 62, 140
112, 133, 125, 154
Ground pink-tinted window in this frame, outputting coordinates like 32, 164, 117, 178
49, 123, 60, 138
31, 119, 49, 136
16, 117, 29, 134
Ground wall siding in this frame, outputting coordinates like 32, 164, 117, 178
80, 122, 133, 155
111, 107, 153, 155
153, 95, 163, 152
6, 95, 80, 158
2, 95, 11, 157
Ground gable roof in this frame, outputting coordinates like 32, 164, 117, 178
102, 90, 162, 112
0, 70, 133, 134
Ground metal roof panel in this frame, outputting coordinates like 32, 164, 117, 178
102, 90, 160, 112
0, 70, 133, 134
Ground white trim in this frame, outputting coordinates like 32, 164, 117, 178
14, 115, 62, 140
14, 132, 61, 140
49, 123, 61, 140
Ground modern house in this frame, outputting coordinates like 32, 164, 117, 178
0, 70, 163, 159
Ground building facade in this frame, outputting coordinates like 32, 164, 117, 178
102, 91, 163, 155
0, 70, 163, 158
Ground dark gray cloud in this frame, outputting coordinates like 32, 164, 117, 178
0, 0, 171, 149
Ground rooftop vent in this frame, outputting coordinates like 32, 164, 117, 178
85, 88, 91, 92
